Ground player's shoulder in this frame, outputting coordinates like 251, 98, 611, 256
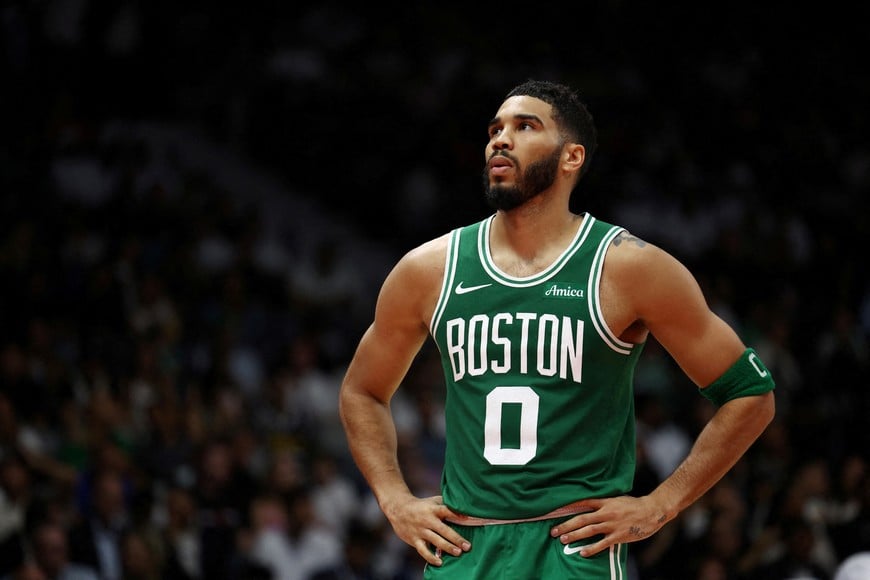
605, 229, 687, 281
379, 232, 453, 318
399, 231, 451, 270
386, 231, 452, 289
607, 229, 658, 261
404, 231, 451, 261
604, 230, 694, 295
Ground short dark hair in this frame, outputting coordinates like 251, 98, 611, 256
506, 80, 598, 180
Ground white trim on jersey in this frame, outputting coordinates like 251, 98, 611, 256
430, 228, 462, 334
479, 213, 596, 286
588, 226, 635, 355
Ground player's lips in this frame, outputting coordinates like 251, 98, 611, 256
488, 156, 514, 175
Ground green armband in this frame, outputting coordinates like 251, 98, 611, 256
698, 348, 775, 407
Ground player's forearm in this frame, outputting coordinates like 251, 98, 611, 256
339, 387, 415, 510
647, 392, 774, 521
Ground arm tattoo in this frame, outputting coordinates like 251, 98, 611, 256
612, 231, 647, 248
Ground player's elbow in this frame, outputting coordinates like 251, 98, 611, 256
338, 382, 357, 426
762, 390, 775, 421
750, 390, 776, 432
722, 390, 776, 440
338, 379, 387, 427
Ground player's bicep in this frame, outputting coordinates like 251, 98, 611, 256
341, 255, 434, 404
343, 322, 427, 402
636, 249, 746, 387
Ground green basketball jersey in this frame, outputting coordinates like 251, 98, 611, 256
430, 213, 645, 519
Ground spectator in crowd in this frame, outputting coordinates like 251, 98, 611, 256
159, 486, 201, 580
119, 529, 162, 580
0, 454, 30, 574
67, 468, 130, 580
29, 521, 99, 580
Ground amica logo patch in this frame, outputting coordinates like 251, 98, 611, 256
544, 284, 585, 299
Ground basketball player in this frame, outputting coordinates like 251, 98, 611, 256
339, 80, 775, 578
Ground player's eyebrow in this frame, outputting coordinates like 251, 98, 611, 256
487, 113, 545, 130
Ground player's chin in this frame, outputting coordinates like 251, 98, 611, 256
488, 172, 512, 184
487, 178, 515, 193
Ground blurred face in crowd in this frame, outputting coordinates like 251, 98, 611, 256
0, 456, 30, 499
94, 470, 126, 526
483, 96, 565, 211
122, 532, 157, 577
167, 487, 196, 529
33, 524, 69, 576
13, 562, 46, 580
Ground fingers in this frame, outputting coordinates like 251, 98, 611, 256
415, 539, 443, 566
430, 527, 469, 555
549, 504, 613, 557
549, 496, 662, 558
395, 499, 470, 567
549, 509, 597, 539
414, 526, 471, 566
432, 517, 472, 555
433, 506, 472, 552
552, 526, 611, 557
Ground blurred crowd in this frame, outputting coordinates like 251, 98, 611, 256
2, 1, 870, 579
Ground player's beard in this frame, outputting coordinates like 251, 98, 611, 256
483, 145, 562, 211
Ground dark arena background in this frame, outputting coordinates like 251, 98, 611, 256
1, 2, 869, 579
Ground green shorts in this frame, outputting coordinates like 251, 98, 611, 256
423, 517, 627, 579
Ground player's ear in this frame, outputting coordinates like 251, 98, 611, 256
563, 143, 585, 175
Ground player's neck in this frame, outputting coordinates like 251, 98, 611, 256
490, 208, 583, 275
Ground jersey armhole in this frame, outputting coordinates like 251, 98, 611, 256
587, 226, 636, 355
430, 228, 461, 335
